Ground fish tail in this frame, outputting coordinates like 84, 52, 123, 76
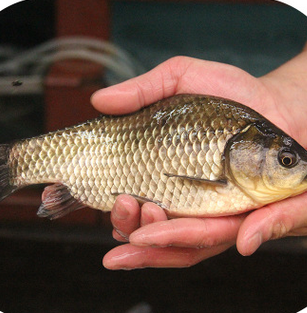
0, 144, 17, 201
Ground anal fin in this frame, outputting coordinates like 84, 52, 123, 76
37, 184, 86, 220
164, 173, 227, 186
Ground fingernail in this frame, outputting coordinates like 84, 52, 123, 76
113, 204, 129, 220
114, 227, 129, 241
245, 232, 263, 256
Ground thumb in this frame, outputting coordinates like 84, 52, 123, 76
236, 192, 307, 256
90, 56, 192, 115
90, 55, 258, 115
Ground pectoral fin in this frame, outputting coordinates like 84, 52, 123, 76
37, 184, 86, 220
111, 192, 167, 209
164, 173, 227, 186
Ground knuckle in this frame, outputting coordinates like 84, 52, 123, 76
195, 219, 215, 248
271, 220, 290, 239
262, 206, 293, 240
163, 56, 193, 78
269, 211, 293, 239
166, 55, 188, 66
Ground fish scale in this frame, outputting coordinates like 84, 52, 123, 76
7, 95, 254, 216
3, 94, 307, 219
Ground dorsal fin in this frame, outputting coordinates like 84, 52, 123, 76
37, 184, 86, 220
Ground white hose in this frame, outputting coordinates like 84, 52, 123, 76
0, 37, 145, 85
33, 49, 138, 81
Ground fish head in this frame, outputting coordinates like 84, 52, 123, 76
225, 123, 307, 204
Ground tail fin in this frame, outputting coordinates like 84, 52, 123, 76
0, 144, 17, 201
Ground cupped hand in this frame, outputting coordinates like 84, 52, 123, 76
91, 54, 307, 269
104, 194, 245, 269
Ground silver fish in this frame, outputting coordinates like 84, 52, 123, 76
1, 94, 307, 219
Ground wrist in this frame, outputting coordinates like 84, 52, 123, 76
260, 48, 307, 102
259, 47, 307, 146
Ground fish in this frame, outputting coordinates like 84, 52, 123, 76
1, 94, 307, 220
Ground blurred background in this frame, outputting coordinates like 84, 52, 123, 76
0, 0, 306, 312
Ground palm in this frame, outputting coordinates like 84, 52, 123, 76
91, 56, 307, 269
169, 58, 304, 146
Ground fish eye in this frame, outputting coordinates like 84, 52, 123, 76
278, 150, 297, 168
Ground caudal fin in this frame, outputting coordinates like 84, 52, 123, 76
0, 144, 17, 201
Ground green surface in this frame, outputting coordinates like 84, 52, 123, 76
112, 2, 307, 76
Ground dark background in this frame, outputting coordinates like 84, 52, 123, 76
0, 237, 307, 313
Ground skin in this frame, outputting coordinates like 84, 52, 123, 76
91, 46, 307, 270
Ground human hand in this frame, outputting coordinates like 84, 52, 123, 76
103, 194, 246, 269
91, 52, 307, 269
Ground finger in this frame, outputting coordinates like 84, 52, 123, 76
111, 194, 141, 242
140, 202, 168, 227
112, 201, 168, 241
129, 215, 245, 248
237, 192, 307, 256
91, 56, 260, 116
91, 57, 190, 115
102, 242, 232, 270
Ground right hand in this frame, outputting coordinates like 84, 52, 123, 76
91, 52, 307, 269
